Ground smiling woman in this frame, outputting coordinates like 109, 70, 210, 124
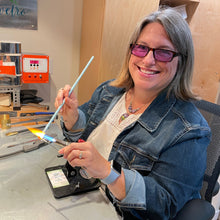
54, 7, 211, 220
128, 22, 179, 102
111, 7, 195, 102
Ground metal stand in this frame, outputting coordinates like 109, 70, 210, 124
0, 41, 22, 111
0, 85, 21, 110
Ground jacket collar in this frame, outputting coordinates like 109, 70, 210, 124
138, 91, 176, 132
103, 82, 177, 132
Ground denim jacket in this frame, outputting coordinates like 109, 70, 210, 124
61, 80, 211, 220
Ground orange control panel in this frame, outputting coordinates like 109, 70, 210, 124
21, 54, 49, 83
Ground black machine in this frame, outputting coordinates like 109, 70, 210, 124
45, 163, 101, 199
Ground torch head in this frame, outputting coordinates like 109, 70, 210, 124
28, 128, 56, 143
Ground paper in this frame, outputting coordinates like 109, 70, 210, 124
47, 169, 69, 188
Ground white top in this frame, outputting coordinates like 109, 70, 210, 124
87, 93, 141, 159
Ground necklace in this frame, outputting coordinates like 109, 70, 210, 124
119, 99, 146, 123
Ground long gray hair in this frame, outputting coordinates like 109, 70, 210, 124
111, 7, 196, 100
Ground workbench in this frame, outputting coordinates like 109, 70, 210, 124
0, 123, 120, 220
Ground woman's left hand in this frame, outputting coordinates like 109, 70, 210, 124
58, 141, 111, 179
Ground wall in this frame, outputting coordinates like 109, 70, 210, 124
0, 0, 83, 110
190, 0, 220, 103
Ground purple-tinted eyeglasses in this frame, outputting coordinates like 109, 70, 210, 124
130, 44, 180, 62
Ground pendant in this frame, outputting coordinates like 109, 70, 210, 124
120, 113, 129, 122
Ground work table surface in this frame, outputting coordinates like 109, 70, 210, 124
0, 123, 120, 220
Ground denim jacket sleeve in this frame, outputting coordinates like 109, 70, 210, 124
112, 168, 146, 209
61, 109, 86, 142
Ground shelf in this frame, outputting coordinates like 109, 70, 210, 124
159, 0, 200, 23
160, 0, 199, 7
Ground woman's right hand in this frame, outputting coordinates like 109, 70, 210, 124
54, 85, 79, 130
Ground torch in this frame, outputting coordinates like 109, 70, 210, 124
28, 127, 69, 147
28, 128, 91, 179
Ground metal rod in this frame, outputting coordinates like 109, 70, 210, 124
10, 116, 53, 126
55, 139, 69, 146
41, 137, 68, 157
6, 125, 46, 136
43, 56, 94, 133
7, 138, 39, 148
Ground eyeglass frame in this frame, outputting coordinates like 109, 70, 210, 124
130, 44, 181, 62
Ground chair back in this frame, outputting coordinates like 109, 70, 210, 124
193, 99, 220, 202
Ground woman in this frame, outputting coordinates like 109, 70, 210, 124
55, 7, 211, 220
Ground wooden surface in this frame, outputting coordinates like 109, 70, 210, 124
190, 0, 220, 103
78, 0, 105, 105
